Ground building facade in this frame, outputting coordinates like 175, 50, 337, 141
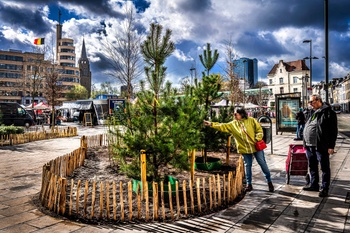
233, 57, 258, 88
0, 20, 91, 105
266, 59, 310, 109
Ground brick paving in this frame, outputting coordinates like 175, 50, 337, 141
0, 123, 349, 232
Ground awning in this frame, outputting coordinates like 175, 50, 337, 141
77, 101, 93, 110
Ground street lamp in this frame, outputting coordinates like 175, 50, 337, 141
243, 60, 247, 108
303, 39, 318, 89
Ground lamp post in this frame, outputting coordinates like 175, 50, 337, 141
303, 39, 318, 89
243, 60, 247, 108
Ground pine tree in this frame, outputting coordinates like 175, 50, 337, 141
111, 23, 203, 181
199, 43, 219, 76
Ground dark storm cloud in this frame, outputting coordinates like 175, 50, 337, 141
57, 0, 123, 18
236, 32, 289, 58
178, 0, 212, 12
0, 2, 51, 35
249, 0, 349, 32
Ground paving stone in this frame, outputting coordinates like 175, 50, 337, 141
0, 203, 36, 217
0, 223, 38, 233
27, 215, 63, 228
33, 221, 82, 233
0, 212, 38, 229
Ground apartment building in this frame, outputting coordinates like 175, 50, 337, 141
266, 59, 310, 109
0, 21, 91, 105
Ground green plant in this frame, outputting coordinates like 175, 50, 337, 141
0, 125, 24, 135
110, 23, 203, 181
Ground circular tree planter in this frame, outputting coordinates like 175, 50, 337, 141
195, 156, 222, 171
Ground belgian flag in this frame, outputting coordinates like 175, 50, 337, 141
34, 38, 45, 45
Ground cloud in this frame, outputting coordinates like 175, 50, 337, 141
0, 0, 350, 89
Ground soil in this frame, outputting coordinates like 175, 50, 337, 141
71, 146, 240, 183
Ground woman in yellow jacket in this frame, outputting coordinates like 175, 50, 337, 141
204, 108, 274, 192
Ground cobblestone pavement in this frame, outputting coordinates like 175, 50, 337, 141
0, 123, 349, 232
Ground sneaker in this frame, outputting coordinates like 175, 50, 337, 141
303, 186, 319, 192
319, 189, 328, 197
268, 182, 274, 192
245, 184, 253, 192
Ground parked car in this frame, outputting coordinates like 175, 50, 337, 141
0, 102, 35, 127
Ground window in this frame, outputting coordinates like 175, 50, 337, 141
279, 78, 283, 84
269, 79, 273, 85
280, 87, 284, 94
280, 69, 282, 73
293, 77, 298, 83
293, 88, 298, 93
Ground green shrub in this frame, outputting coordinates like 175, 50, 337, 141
0, 125, 25, 136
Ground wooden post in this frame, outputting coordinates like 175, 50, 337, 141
84, 181, 89, 218
99, 181, 104, 219
145, 181, 149, 221
190, 149, 195, 185
213, 175, 217, 208
69, 179, 74, 215
152, 182, 158, 220
189, 179, 194, 214
182, 180, 188, 217
128, 181, 133, 221
120, 181, 124, 221
168, 181, 174, 221
91, 180, 96, 219
226, 136, 231, 165
60, 178, 67, 215
106, 182, 110, 219
76, 180, 81, 215
176, 181, 180, 220
217, 174, 221, 207
209, 176, 213, 210
160, 181, 165, 221
137, 182, 141, 220
202, 177, 207, 210
140, 150, 146, 200
112, 181, 117, 221
196, 178, 201, 213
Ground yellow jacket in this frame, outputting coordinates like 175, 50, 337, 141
211, 117, 264, 154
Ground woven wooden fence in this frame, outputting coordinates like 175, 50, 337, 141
0, 126, 78, 147
40, 134, 245, 222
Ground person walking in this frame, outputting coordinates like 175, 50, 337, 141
295, 108, 306, 140
302, 94, 338, 197
203, 108, 274, 192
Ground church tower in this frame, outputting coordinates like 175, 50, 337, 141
78, 39, 92, 98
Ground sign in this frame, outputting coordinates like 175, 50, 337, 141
108, 99, 125, 114
84, 112, 92, 126
275, 93, 301, 134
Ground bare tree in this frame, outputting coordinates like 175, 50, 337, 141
44, 64, 63, 128
102, 6, 143, 101
221, 37, 243, 105
23, 51, 48, 107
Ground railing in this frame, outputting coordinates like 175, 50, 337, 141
0, 126, 78, 146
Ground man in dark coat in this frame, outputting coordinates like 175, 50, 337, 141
302, 94, 338, 197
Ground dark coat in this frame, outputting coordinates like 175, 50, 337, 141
296, 110, 306, 124
303, 104, 338, 153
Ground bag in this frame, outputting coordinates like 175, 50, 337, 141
255, 140, 267, 151
241, 124, 267, 151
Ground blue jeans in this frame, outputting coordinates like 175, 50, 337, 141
305, 146, 330, 190
242, 150, 272, 185
296, 123, 305, 139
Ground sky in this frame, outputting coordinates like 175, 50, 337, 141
0, 0, 349, 91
